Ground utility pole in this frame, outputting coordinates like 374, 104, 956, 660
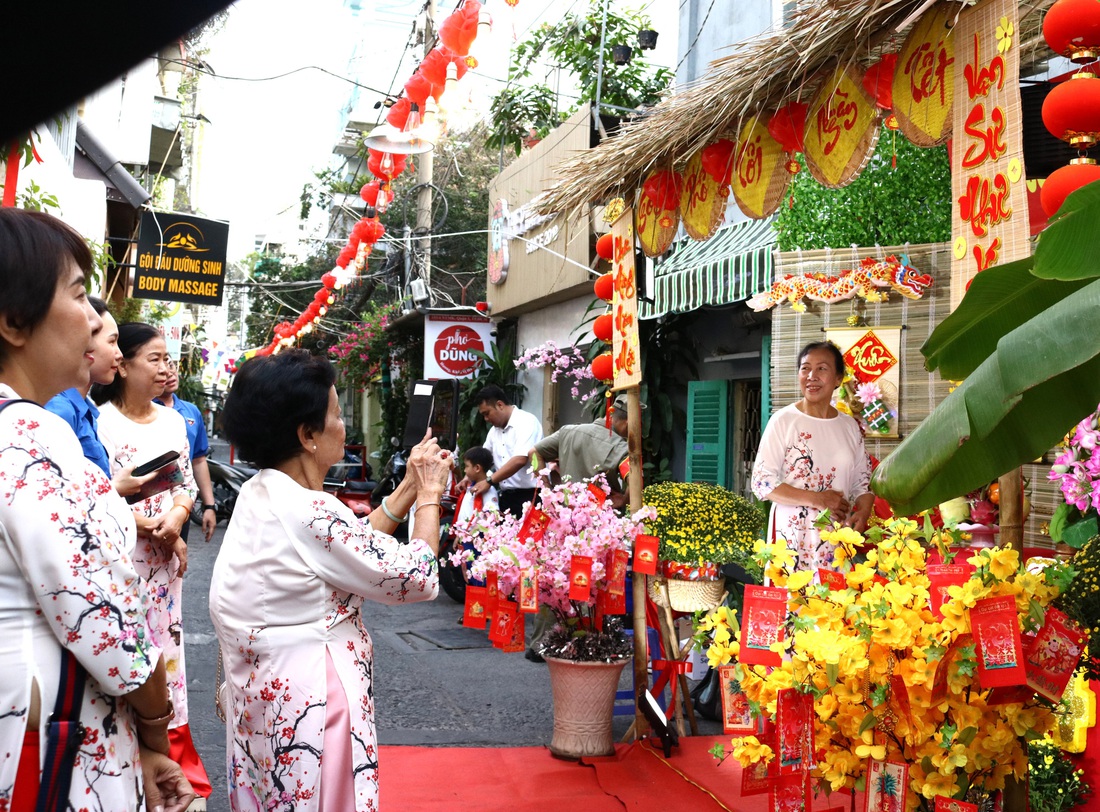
416, 0, 437, 306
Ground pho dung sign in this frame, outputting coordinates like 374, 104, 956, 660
133, 211, 229, 306
423, 313, 494, 380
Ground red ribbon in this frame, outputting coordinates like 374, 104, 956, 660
652, 659, 692, 709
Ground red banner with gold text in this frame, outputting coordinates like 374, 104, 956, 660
950, 0, 1030, 307
611, 209, 642, 389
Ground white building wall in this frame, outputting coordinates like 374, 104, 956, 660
514, 293, 595, 428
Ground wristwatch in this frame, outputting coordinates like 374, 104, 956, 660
202, 503, 216, 512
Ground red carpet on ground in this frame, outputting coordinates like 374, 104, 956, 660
380, 735, 857, 810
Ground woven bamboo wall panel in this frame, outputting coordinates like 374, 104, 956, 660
769, 242, 1056, 551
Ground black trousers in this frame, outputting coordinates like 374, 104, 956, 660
498, 488, 536, 518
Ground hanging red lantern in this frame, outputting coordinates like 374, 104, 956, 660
1042, 73, 1100, 147
337, 245, 356, 268
767, 102, 808, 154
420, 48, 468, 88
404, 72, 438, 107
386, 97, 412, 130
592, 313, 614, 342
321, 272, 337, 289
1040, 158, 1100, 217
591, 352, 614, 382
368, 149, 407, 181
699, 139, 736, 186
641, 169, 683, 210
595, 233, 615, 260
594, 272, 615, 301
439, 1, 481, 58
1044, 0, 1100, 63
359, 218, 385, 244
861, 54, 897, 111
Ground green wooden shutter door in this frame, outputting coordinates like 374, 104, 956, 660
686, 380, 729, 486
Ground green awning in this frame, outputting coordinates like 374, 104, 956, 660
639, 217, 777, 320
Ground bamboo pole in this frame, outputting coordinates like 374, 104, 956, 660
626, 385, 649, 738
999, 467, 1023, 553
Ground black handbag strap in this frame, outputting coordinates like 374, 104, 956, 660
0, 399, 90, 811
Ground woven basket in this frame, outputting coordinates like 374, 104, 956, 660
665, 576, 726, 613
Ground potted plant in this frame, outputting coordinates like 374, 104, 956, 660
642, 481, 765, 611
451, 475, 654, 759
702, 516, 1085, 812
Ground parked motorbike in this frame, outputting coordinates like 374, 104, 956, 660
190, 457, 256, 527
436, 490, 466, 604
324, 446, 376, 518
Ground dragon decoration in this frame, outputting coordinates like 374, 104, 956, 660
747, 254, 933, 312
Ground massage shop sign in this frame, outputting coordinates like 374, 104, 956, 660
133, 210, 229, 306
950, 0, 1029, 306
423, 313, 494, 380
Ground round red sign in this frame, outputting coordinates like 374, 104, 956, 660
434, 325, 484, 376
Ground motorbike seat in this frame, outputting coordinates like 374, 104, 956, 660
344, 479, 376, 494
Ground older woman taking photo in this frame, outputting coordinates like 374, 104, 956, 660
751, 340, 874, 572
0, 208, 192, 810
209, 349, 451, 811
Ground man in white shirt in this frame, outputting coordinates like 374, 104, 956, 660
468, 384, 543, 517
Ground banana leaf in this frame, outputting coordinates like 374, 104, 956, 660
872, 277, 1100, 515
921, 181, 1100, 380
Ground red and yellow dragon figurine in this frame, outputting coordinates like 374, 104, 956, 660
747, 254, 933, 312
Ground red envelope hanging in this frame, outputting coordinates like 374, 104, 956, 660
518, 567, 539, 613
569, 555, 594, 602
865, 760, 909, 812
463, 585, 488, 629
587, 482, 608, 505
776, 688, 812, 775
1025, 606, 1088, 702
502, 610, 526, 653
931, 633, 971, 705
517, 505, 551, 544
934, 798, 978, 812
485, 570, 500, 613
818, 568, 846, 591
971, 595, 1026, 688
740, 730, 776, 796
720, 664, 756, 734
597, 587, 626, 617
633, 534, 659, 575
927, 563, 974, 620
739, 585, 788, 667
489, 599, 518, 645
607, 549, 629, 595
771, 772, 805, 812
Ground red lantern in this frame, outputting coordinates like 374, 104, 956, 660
1044, 0, 1100, 63
767, 102, 808, 154
386, 97, 412, 130
592, 313, 613, 342
1042, 73, 1100, 148
861, 54, 897, 111
360, 218, 385, 244
404, 72, 438, 107
595, 233, 615, 260
439, 0, 481, 57
641, 169, 682, 210
591, 353, 614, 382
700, 139, 736, 186
321, 272, 337, 289
337, 245, 356, 268
420, 48, 468, 88
368, 149, 407, 181
1040, 158, 1100, 217
313, 288, 331, 303
594, 272, 614, 301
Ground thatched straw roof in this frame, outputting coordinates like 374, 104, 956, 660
537, 0, 1055, 218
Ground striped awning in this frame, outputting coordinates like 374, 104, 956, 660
639, 217, 777, 320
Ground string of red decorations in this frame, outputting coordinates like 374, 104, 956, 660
247, 0, 492, 362
591, 232, 616, 425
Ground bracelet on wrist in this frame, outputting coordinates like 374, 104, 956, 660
134, 700, 175, 727
415, 502, 441, 514
380, 496, 408, 524
202, 504, 216, 512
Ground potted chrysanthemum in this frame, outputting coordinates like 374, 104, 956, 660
642, 481, 765, 611
450, 475, 653, 759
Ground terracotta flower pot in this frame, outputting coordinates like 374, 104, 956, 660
545, 656, 629, 760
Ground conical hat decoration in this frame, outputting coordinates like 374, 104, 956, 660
803, 64, 881, 188
635, 167, 681, 257
732, 115, 792, 219
891, 3, 955, 146
680, 148, 730, 240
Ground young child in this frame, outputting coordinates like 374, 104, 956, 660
454, 446, 498, 585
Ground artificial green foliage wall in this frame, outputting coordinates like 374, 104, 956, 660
775, 133, 952, 251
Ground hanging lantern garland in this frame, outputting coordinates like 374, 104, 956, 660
591, 234, 616, 424
244, 0, 492, 364
1041, 0, 1100, 217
